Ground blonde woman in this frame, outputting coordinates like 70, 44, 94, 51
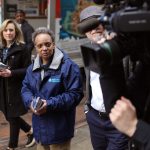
0, 19, 35, 150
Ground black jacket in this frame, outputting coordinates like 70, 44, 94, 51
127, 62, 150, 119
85, 62, 127, 114
21, 20, 34, 53
132, 120, 150, 150
0, 42, 31, 118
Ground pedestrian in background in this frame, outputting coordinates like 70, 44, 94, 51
21, 27, 83, 150
0, 19, 35, 150
15, 9, 34, 55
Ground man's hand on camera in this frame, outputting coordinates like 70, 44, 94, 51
97, 31, 116, 44
86, 28, 116, 44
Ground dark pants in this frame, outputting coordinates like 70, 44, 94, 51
6, 117, 31, 148
86, 108, 128, 150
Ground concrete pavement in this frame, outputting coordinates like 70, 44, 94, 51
18, 124, 92, 150
0, 99, 93, 150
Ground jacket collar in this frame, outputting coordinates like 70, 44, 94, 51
33, 47, 64, 71
5, 42, 23, 56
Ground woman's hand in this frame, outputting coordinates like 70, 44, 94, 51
30, 99, 47, 116
36, 99, 47, 115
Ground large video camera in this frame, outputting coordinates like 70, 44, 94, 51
78, 0, 150, 73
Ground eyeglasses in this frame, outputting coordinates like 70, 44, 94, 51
35, 42, 53, 49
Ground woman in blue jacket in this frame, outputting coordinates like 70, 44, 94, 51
21, 27, 83, 150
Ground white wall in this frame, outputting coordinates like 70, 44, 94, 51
27, 18, 47, 30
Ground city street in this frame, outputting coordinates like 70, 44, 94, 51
0, 98, 93, 150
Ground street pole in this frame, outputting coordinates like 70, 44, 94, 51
47, 0, 56, 34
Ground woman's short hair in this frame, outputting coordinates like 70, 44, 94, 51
32, 27, 55, 44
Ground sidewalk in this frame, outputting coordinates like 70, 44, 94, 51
17, 124, 92, 150
0, 100, 93, 150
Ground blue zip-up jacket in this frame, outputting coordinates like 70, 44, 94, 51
21, 48, 83, 145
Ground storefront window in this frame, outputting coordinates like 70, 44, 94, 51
6, 0, 47, 18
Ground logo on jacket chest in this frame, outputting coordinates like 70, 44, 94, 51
48, 77, 60, 83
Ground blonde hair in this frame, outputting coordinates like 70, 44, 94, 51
0, 19, 24, 46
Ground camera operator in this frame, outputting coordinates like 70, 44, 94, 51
79, 5, 129, 150
79, 0, 150, 149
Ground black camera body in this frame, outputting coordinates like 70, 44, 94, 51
110, 6, 150, 32
81, 39, 121, 73
79, 0, 150, 73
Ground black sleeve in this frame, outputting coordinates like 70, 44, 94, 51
22, 23, 34, 52
132, 120, 150, 150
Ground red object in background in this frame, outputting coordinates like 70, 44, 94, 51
39, 0, 47, 15
56, 0, 61, 18
41, 0, 60, 18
